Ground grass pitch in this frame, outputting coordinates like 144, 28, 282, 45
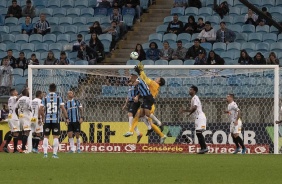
1, 153, 281, 184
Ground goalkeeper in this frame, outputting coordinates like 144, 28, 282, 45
124, 63, 166, 143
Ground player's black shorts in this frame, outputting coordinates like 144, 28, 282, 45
67, 122, 81, 133
141, 95, 155, 110
128, 101, 141, 117
43, 123, 61, 136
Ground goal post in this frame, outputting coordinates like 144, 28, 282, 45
27, 65, 280, 154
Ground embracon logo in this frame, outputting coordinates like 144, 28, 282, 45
124, 144, 136, 152
254, 146, 267, 154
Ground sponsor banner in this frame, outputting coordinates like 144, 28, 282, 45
3, 143, 269, 154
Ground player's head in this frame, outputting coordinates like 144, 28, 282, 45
3, 103, 8, 111
22, 88, 29, 97
67, 91, 74, 99
35, 90, 43, 99
129, 73, 138, 83
226, 93, 235, 103
43, 92, 47, 97
154, 77, 166, 86
189, 85, 198, 96
10, 88, 18, 96
49, 83, 57, 92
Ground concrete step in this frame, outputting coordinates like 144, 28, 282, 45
148, 9, 171, 14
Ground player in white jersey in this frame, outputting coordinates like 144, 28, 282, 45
31, 90, 45, 153
3, 88, 20, 153
179, 85, 208, 154
16, 88, 32, 153
225, 94, 246, 154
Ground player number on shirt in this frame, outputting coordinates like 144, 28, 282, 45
47, 103, 57, 114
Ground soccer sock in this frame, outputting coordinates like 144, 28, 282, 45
32, 137, 36, 148
236, 136, 245, 149
128, 117, 133, 128
43, 138, 48, 154
34, 139, 40, 149
69, 138, 74, 151
4, 134, 12, 148
76, 138, 80, 150
150, 114, 162, 126
151, 124, 164, 137
129, 116, 139, 133
134, 126, 140, 136
196, 132, 207, 150
232, 136, 240, 148
53, 138, 59, 155
13, 137, 18, 151
21, 135, 28, 150
143, 117, 152, 130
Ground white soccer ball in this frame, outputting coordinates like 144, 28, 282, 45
130, 52, 139, 60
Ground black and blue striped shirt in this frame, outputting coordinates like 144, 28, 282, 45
65, 99, 82, 123
42, 93, 64, 124
137, 78, 151, 97
128, 85, 139, 102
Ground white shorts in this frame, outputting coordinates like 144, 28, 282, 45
19, 117, 31, 131
31, 122, 43, 133
8, 119, 20, 132
195, 114, 206, 130
230, 119, 242, 134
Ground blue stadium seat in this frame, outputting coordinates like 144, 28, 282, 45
270, 42, 282, 53
102, 85, 116, 97
219, 69, 235, 76
2, 34, 15, 44
122, 7, 135, 16
213, 42, 226, 52
47, 0, 60, 8
189, 70, 203, 76
191, 33, 199, 41
198, 7, 213, 16
177, 33, 191, 44
6, 43, 20, 52
184, 43, 193, 49
101, 40, 111, 52
61, 0, 74, 8
21, 43, 34, 53
89, 0, 97, 7
169, 60, 183, 65
206, 16, 220, 25
0, 8, 8, 18
0, 26, 9, 34
233, 15, 245, 26
255, 42, 269, 52
13, 68, 24, 77
75, 0, 88, 8
0, 1, 6, 8
221, 16, 233, 25
59, 17, 73, 26
183, 60, 194, 65
17, 17, 25, 25
51, 26, 64, 35
123, 15, 135, 27
155, 60, 168, 65
270, 26, 279, 34
212, 76, 227, 86
256, 25, 269, 33
99, 34, 112, 42
226, 42, 241, 51
116, 86, 128, 97
57, 34, 70, 44
276, 0, 282, 6
178, 16, 188, 24
48, 17, 59, 26
15, 34, 29, 43
205, 0, 214, 7
75, 60, 88, 65
49, 43, 62, 52
5, 17, 18, 26
221, 51, 234, 60
163, 33, 177, 45
100, 16, 111, 27
183, 78, 197, 86
228, 25, 242, 33
185, 7, 198, 16
64, 25, 77, 34
163, 16, 173, 25
9, 25, 21, 35
240, 7, 248, 15
141, 60, 154, 65
248, 33, 263, 43
242, 24, 255, 33
148, 33, 163, 42
52, 8, 67, 17
269, 7, 282, 18
235, 33, 248, 43
67, 8, 81, 18
241, 42, 255, 53
167, 78, 182, 87
171, 7, 185, 16
86, 17, 101, 25
160, 70, 176, 77
43, 34, 57, 44
277, 34, 282, 42
156, 25, 167, 35
263, 33, 277, 44
200, 42, 212, 52
73, 17, 86, 26
197, 77, 211, 87
80, 8, 95, 17
94, 7, 108, 18
142, 42, 150, 51
32, 17, 40, 25
68, 52, 77, 60
229, 7, 241, 16
0, 43, 6, 52
39, 8, 53, 17
33, 0, 47, 9
84, 34, 91, 43
126, 60, 139, 65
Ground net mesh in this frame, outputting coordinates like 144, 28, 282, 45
31, 67, 280, 154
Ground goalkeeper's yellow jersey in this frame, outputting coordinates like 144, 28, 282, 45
139, 71, 159, 98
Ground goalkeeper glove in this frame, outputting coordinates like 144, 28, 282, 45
134, 65, 141, 75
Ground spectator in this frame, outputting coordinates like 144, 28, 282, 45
103, 21, 119, 51
73, 34, 83, 52
245, 9, 258, 26
89, 21, 103, 35
98, 0, 112, 8
125, 0, 141, 22
257, 7, 272, 26
34, 14, 51, 35
185, 38, 206, 59
146, 42, 160, 61
44, 51, 59, 65
194, 50, 207, 65
2, 50, 17, 68
196, 17, 205, 33
58, 51, 70, 65
216, 21, 236, 43
0, 104, 9, 121
0, 58, 13, 89
159, 41, 174, 61
27, 53, 39, 65
253, 52, 266, 65
188, 0, 202, 8
77, 41, 98, 65
207, 50, 225, 65
22, 0, 36, 18
113, 0, 125, 9
183, 15, 197, 35
89, 33, 105, 62
172, 40, 187, 61
21, 16, 33, 35
15, 52, 28, 70
266, 52, 279, 65
6, 0, 22, 19
197, 21, 216, 43
166, 14, 183, 35
110, 7, 127, 37
173, 0, 187, 8
134, 43, 146, 61
238, 49, 253, 65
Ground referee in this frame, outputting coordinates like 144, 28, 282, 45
65, 91, 84, 153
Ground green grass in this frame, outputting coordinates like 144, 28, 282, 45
1, 153, 282, 184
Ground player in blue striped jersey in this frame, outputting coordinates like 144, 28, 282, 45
42, 83, 69, 158
65, 91, 83, 153
122, 74, 142, 143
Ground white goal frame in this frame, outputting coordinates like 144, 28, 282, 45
27, 65, 280, 154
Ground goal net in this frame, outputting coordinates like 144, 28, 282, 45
27, 65, 280, 154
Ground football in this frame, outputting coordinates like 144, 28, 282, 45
130, 52, 139, 60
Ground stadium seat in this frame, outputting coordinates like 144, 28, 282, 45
189, 70, 203, 76
240, 7, 248, 15
126, 60, 139, 65
205, 0, 214, 7
156, 25, 167, 35
141, 60, 154, 65
183, 78, 197, 86
6, 43, 20, 52
155, 60, 168, 65
212, 42, 226, 52
43, 34, 57, 44
185, 7, 198, 16
221, 16, 233, 25
84, 34, 91, 43
5, 17, 18, 26
102, 85, 116, 97
191, 33, 199, 41
178, 16, 188, 24
33, 0, 47, 8
0, 43, 6, 52
2, 34, 15, 44
177, 33, 191, 44
48, 17, 59, 26
57, 34, 70, 44
269, 7, 282, 18
255, 42, 269, 52
80, 8, 95, 17
51, 26, 64, 36
0, 1, 6, 8
0, 26, 9, 34
61, 0, 74, 8
88, 0, 97, 7
183, 60, 194, 65
221, 51, 234, 60
100, 16, 111, 27
170, 7, 185, 16
270, 26, 279, 34
67, 8, 81, 18
59, 17, 73, 26
72, 17, 86, 26
47, 0, 60, 8
148, 33, 163, 42
163, 16, 173, 25
248, 33, 263, 43
123, 15, 135, 27
226, 42, 241, 51
241, 42, 255, 53
242, 24, 255, 33
21, 43, 34, 52
75, 60, 88, 65
13, 68, 24, 77
184, 43, 193, 49
49, 43, 62, 52
270, 42, 282, 53
169, 60, 183, 65
39, 8, 53, 17
276, 0, 282, 6
15, 34, 29, 44
122, 7, 135, 16
206, 16, 220, 25
64, 25, 77, 35
212, 76, 227, 86
167, 78, 182, 87
77, 25, 90, 35
219, 69, 235, 76
68, 52, 77, 60
17, 17, 25, 25
99, 34, 112, 42
256, 25, 269, 33
75, 0, 88, 8
94, 7, 108, 18
197, 77, 211, 86
198, 7, 213, 16
163, 33, 177, 45
233, 15, 245, 26
116, 86, 128, 97
228, 25, 242, 34
32, 17, 40, 25
262, 33, 277, 44
53, 8, 67, 17
235, 33, 248, 43
160, 70, 176, 77
200, 43, 212, 52
277, 34, 282, 42
229, 7, 241, 16
86, 17, 101, 25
